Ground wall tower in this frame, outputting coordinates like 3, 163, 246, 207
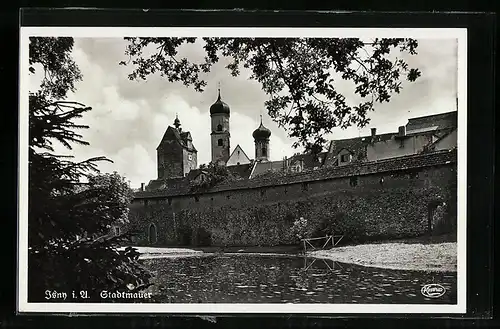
157, 115, 197, 179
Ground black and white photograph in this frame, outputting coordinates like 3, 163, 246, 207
18, 27, 467, 314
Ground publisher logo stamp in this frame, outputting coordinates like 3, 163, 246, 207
421, 284, 446, 298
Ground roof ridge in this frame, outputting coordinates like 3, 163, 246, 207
407, 110, 457, 121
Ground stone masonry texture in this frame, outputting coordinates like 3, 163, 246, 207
128, 150, 457, 247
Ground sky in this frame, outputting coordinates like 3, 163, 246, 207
29, 37, 458, 189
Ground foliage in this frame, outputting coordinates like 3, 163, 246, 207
28, 37, 151, 301
121, 37, 421, 155
291, 217, 311, 241
29, 37, 83, 100
189, 162, 240, 192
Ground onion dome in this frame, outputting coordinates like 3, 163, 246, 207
173, 114, 181, 129
252, 116, 271, 140
210, 89, 231, 115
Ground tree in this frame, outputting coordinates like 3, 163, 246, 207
190, 161, 239, 192
120, 37, 421, 155
28, 37, 151, 301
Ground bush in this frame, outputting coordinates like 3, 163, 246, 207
291, 217, 311, 241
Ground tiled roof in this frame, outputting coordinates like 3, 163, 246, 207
227, 163, 254, 179
251, 160, 286, 177
158, 126, 197, 152
425, 128, 458, 152
134, 149, 457, 199
180, 131, 192, 141
324, 135, 373, 165
287, 151, 327, 168
251, 151, 328, 178
406, 111, 457, 133
148, 163, 254, 193
187, 163, 254, 181
144, 177, 188, 192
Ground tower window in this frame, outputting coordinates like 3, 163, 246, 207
262, 147, 267, 156
217, 124, 222, 131
218, 139, 223, 146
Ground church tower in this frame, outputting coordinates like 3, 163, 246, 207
253, 115, 271, 162
210, 89, 231, 165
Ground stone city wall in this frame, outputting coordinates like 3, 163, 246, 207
127, 150, 457, 247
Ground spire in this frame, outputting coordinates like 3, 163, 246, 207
260, 114, 263, 125
173, 113, 181, 130
217, 81, 221, 101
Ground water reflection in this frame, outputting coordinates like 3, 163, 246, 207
303, 256, 343, 271
138, 254, 456, 304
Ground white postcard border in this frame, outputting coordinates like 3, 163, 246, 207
18, 26, 468, 314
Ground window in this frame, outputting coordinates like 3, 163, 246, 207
262, 147, 267, 156
341, 154, 350, 162
194, 195, 200, 202
217, 124, 222, 131
237, 150, 240, 155
188, 154, 192, 160
218, 139, 223, 146
349, 176, 358, 187
237, 162, 240, 165
114, 226, 120, 235
301, 182, 309, 191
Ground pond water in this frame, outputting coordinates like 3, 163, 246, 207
140, 254, 457, 304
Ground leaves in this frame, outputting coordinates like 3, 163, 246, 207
122, 37, 421, 155
190, 162, 240, 192
291, 217, 310, 240
29, 37, 83, 100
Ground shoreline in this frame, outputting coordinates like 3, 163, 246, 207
126, 239, 457, 273
309, 242, 457, 272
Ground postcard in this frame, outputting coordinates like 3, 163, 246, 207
18, 26, 467, 314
